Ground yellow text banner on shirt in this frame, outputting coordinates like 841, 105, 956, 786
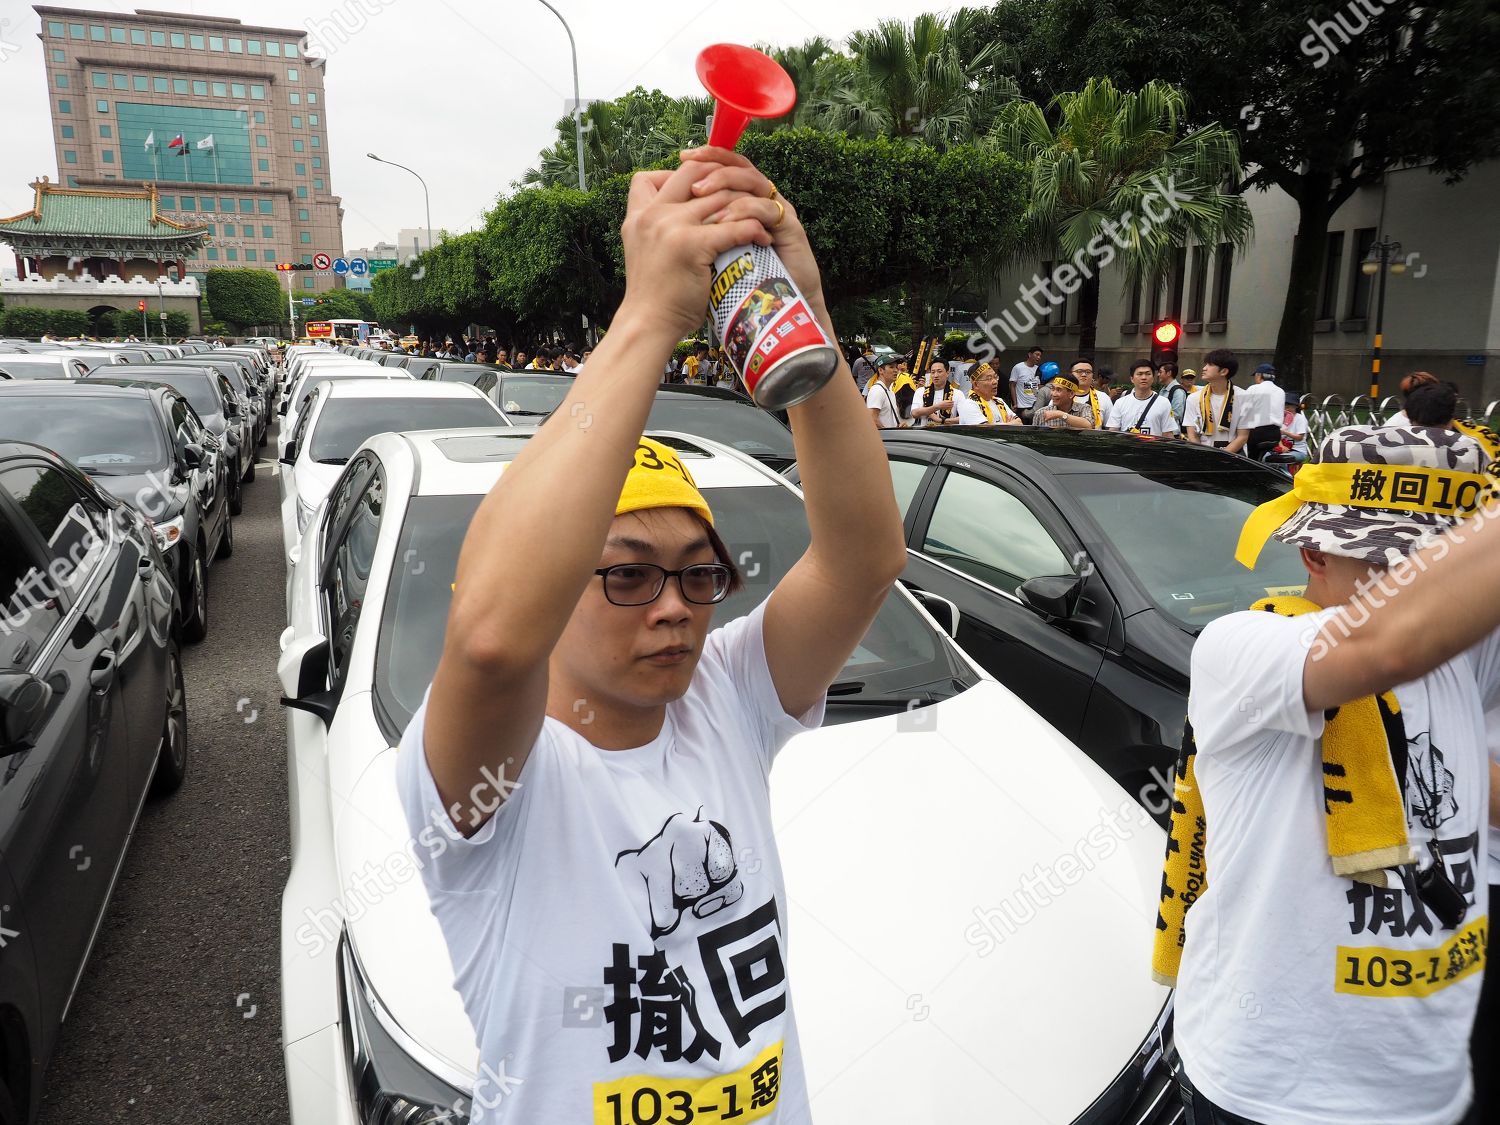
1335, 915, 1487, 998
594, 1041, 783, 1125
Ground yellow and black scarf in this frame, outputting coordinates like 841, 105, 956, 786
1197, 383, 1234, 437
1082, 388, 1106, 428
969, 390, 1014, 424
1151, 594, 1416, 986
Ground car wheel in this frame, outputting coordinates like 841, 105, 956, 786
229, 473, 243, 516
182, 548, 208, 643
216, 510, 235, 559
149, 641, 188, 797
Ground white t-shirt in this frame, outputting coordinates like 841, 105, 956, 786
1009, 362, 1041, 408
1182, 385, 1238, 446
1284, 410, 1310, 458
1179, 609, 1498, 1125
1387, 409, 1412, 428
866, 380, 902, 428
1106, 391, 1180, 436
955, 393, 1017, 426
397, 601, 824, 1123
948, 361, 973, 395
911, 383, 960, 427
1237, 379, 1284, 430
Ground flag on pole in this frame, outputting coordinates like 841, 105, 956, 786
167, 134, 186, 150
195, 134, 215, 150
144, 131, 155, 151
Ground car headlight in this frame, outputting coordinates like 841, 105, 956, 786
149, 513, 186, 552
296, 497, 315, 534
340, 936, 470, 1124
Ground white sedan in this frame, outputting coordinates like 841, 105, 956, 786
278, 429, 1175, 1125
278, 365, 407, 458
277, 379, 509, 569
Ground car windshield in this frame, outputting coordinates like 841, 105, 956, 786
0, 397, 169, 473
1067, 469, 1308, 631
123, 370, 219, 417
496, 376, 571, 416
438, 366, 492, 386
0, 357, 68, 379
375, 484, 974, 735
308, 399, 502, 463
646, 396, 794, 462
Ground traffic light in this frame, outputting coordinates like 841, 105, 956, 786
276, 262, 293, 272
1151, 319, 1181, 367
137, 299, 146, 312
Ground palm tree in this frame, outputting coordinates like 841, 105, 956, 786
812, 10, 1016, 150
988, 77, 1254, 354
523, 88, 713, 188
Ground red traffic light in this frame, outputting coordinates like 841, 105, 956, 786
137, 299, 146, 312
1153, 320, 1182, 346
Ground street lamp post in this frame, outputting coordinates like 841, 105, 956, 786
1361, 238, 1406, 400
367, 153, 433, 260
534, 0, 592, 344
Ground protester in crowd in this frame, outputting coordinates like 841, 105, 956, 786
1183, 350, 1244, 452
1386, 370, 1440, 428
1072, 360, 1110, 429
1159, 361, 1189, 426
1161, 420, 1500, 1125
495, 348, 511, 368
1107, 360, 1180, 436
1275, 391, 1310, 462
866, 353, 904, 429
683, 341, 710, 384
956, 363, 1021, 425
1010, 345, 1044, 419
514, 349, 530, 369
1234, 362, 1285, 462
400, 145, 905, 1123
891, 361, 923, 422
1405, 380, 1463, 428
1031, 365, 1096, 429
948, 352, 974, 395
910, 361, 961, 427
851, 343, 876, 392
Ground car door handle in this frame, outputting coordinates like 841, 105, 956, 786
89, 650, 118, 693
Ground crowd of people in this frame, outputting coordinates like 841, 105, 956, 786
390, 335, 594, 370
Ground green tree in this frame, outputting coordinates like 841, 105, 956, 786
524, 88, 711, 190
988, 77, 1253, 355
1013, 0, 1500, 389
205, 268, 285, 329
312, 289, 364, 320
163, 311, 191, 337
47, 308, 91, 337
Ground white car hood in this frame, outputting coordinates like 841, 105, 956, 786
290, 458, 344, 514
337, 680, 1166, 1120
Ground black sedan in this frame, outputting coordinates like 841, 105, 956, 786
798, 427, 1308, 821
0, 381, 234, 642
0, 440, 186, 1124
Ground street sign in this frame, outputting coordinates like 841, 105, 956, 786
159, 312, 167, 320
349, 257, 369, 277
367, 258, 397, 271
302, 297, 315, 306
1463, 354, 1486, 366
313, 252, 332, 270
332, 257, 349, 275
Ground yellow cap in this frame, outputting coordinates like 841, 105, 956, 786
616, 438, 714, 527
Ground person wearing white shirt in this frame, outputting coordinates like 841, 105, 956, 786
1278, 392, 1310, 461
1072, 360, 1111, 430
1009, 345, 1043, 418
956, 364, 1022, 425
865, 355, 903, 429
910, 363, 962, 427
1182, 350, 1245, 452
1106, 361, 1181, 435
1234, 362, 1285, 461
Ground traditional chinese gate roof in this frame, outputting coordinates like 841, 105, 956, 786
0, 177, 208, 257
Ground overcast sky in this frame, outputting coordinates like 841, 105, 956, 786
0, 0, 934, 255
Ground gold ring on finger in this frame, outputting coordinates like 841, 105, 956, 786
767, 182, 779, 200
772, 198, 785, 227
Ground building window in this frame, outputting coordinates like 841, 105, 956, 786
55, 73, 69, 89
286, 42, 299, 57
190, 34, 205, 49
228, 37, 243, 52
1167, 247, 1187, 321
99, 124, 111, 138
209, 35, 223, 50
257, 158, 269, 171
64, 150, 77, 163
212, 81, 226, 97
205, 223, 216, 235
58, 99, 70, 113
1210, 244, 1234, 322
307, 92, 317, 104
310, 136, 320, 148
92, 71, 107, 87
287, 68, 299, 82
245, 249, 257, 261
294, 162, 306, 175
309, 115, 319, 127
1318, 231, 1345, 321
248, 39, 262, 54
242, 223, 255, 236
102, 174, 116, 181
1348, 227, 1377, 318
313, 178, 323, 190
296, 185, 308, 199
131, 29, 146, 45
47, 21, 64, 36
102, 149, 115, 163
226, 248, 238, 261
250, 85, 265, 99
173, 78, 188, 94
259, 199, 274, 214
192, 80, 208, 96
170, 32, 185, 47
256, 134, 268, 148
90, 24, 105, 40
231, 82, 246, 98
220, 197, 235, 212
133, 75, 148, 91
66, 175, 79, 187
96, 99, 109, 113
289, 92, 301, 105
206, 248, 218, 261
302, 276, 314, 289
312, 157, 322, 169
298, 208, 309, 221
253, 110, 265, 123
1187, 245, 1210, 324
301, 253, 312, 264
160, 195, 175, 208
267, 41, 281, 56
179, 197, 195, 211
239, 199, 254, 213
291, 116, 302, 129
109, 26, 125, 42
51, 48, 64, 62
60, 125, 74, 138
300, 231, 312, 243
69, 24, 85, 38
200, 197, 215, 212
113, 73, 128, 89
150, 30, 165, 46
154, 77, 169, 92
292, 138, 305, 152
262, 225, 274, 237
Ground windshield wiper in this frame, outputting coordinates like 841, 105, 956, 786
315, 456, 349, 465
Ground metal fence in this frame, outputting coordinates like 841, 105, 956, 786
1298, 395, 1500, 459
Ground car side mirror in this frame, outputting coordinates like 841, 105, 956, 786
277, 633, 341, 726
225, 400, 240, 418
0, 671, 54, 757
1017, 574, 1083, 621
280, 440, 297, 464
279, 401, 288, 415
908, 588, 960, 639
181, 443, 204, 468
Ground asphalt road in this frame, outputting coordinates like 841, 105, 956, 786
39, 425, 291, 1125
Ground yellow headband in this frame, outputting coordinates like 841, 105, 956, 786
1047, 376, 1081, 395
1234, 462, 1498, 568
617, 438, 714, 528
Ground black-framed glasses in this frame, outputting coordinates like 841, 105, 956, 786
592, 563, 733, 607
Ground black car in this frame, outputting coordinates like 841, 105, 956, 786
80, 364, 249, 514
0, 381, 234, 642
149, 359, 262, 464
0, 441, 187, 1123
797, 427, 1308, 821
192, 351, 271, 446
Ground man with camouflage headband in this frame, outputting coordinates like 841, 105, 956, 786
1158, 423, 1500, 1125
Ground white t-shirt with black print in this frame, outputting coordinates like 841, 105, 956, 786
1009, 362, 1040, 408
397, 600, 824, 1123
866, 380, 902, 428
1178, 608, 1498, 1125
1105, 392, 1180, 436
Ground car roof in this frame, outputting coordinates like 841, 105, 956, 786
0, 380, 159, 400
379, 428, 781, 498
318, 379, 492, 401
882, 425, 1287, 475
85, 364, 216, 381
